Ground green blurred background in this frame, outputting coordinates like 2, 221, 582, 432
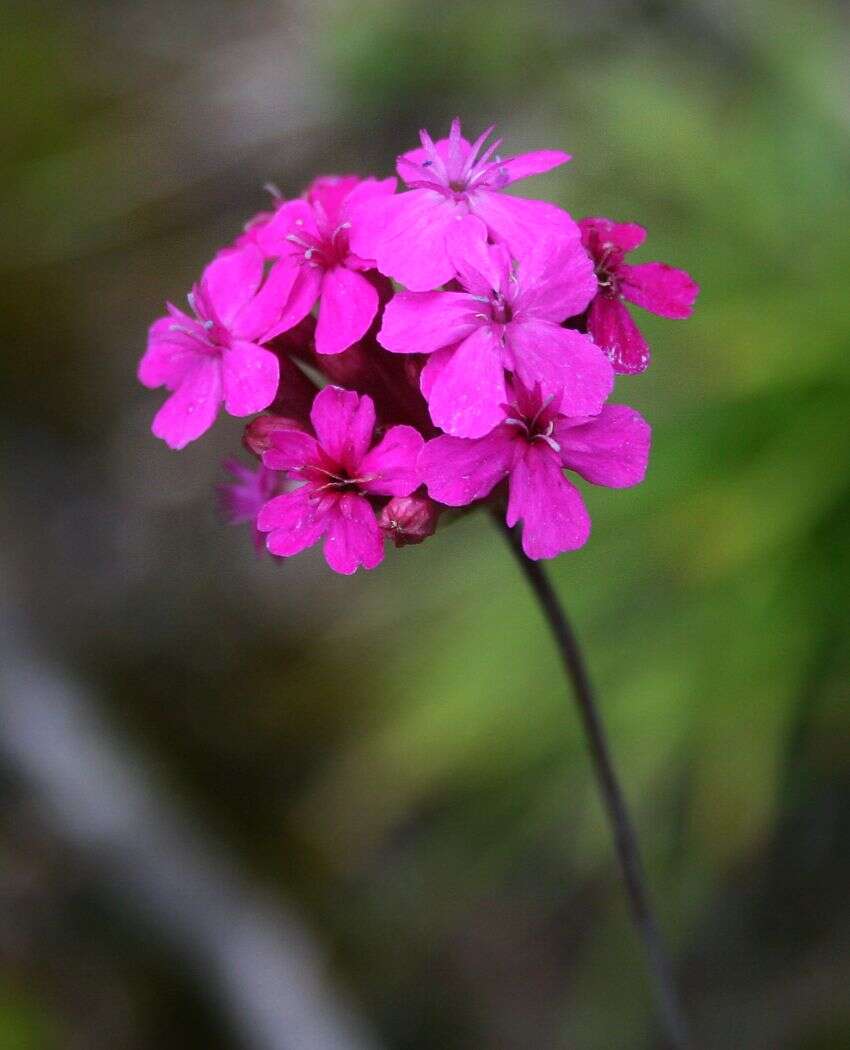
2, 0, 849, 1047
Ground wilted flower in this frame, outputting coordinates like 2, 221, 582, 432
579, 217, 699, 374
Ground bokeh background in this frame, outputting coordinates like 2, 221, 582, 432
2, 0, 849, 1047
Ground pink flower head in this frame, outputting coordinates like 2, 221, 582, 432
377, 216, 611, 438
258, 175, 396, 356
349, 118, 578, 291
419, 381, 650, 560
138, 244, 301, 449
257, 386, 424, 574
579, 218, 700, 374
217, 458, 284, 554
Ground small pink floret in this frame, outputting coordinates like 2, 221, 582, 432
138, 244, 296, 449
257, 175, 396, 355
419, 382, 651, 560
257, 386, 424, 574
350, 118, 578, 291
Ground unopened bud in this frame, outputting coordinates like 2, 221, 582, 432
378, 496, 440, 547
243, 414, 304, 458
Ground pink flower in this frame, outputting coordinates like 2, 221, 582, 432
349, 118, 578, 291
257, 386, 424, 574
419, 382, 650, 560
258, 175, 396, 356
377, 216, 611, 438
138, 244, 298, 449
217, 458, 284, 554
579, 217, 700, 374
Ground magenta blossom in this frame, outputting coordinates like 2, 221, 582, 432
377, 216, 611, 438
138, 245, 299, 449
258, 175, 396, 356
419, 382, 650, 560
217, 458, 285, 555
257, 386, 424, 574
579, 218, 700, 374
350, 118, 577, 291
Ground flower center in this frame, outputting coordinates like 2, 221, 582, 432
503, 397, 560, 452
593, 244, 623, 299
305, 463, 372, 494
489, 292, 512, 325
287, 219, 351, 270
169, 291, 228, 354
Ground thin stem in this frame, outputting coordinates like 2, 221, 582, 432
496, 515, 691, 1050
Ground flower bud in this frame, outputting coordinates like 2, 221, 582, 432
243, 414, 305, 458
378, 496, 440, 547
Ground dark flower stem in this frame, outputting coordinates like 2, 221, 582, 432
496, 515, 690, 1050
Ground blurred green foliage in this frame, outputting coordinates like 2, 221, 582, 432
2, 0, 849, 1047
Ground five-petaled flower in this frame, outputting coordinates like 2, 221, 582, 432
258, 175, 396, 356
139, 245, 294, 449
579, 217, 700, 374
419, 382, 651, 560
257, 386, 423, 574
378, 215, 611, 438
351, 118, 578, 291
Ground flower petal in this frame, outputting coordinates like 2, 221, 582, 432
314, 266, 379, 356
507, 320, 613, 417
426, 326, 506, 439
230, 257, 302, 342
512, 235, 597, 323
378, 290, 479, 355
323, 493, 384, 574
619, 262, 699, 319
258, 487, 329, 558
151, 357, 222, 450
262, 429, 321, 474
506, 445, 591, 559
307, 175, 361, 226
578, 217, 646, 254
586, 295, 650, 374
138, 314, 202, 389
359, 425, 424, 497
469, 191, 579, 261
370, 190, 464, 291
555, 405, 651, 487
221, 340, 279, 417
263, 265, 323, 342
342, 176, 397, 227
255, 199, 319, 256
480, 149, 571, 186
445, 215, 508, 295
309, 386, 376, 471
200, 245, 264, 328
419, 427, 517, 507
419, 347, 454, 399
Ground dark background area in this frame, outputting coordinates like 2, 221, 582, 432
2, 1, 849, 1047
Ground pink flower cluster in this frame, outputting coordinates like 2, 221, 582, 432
139, 119, 698, 573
